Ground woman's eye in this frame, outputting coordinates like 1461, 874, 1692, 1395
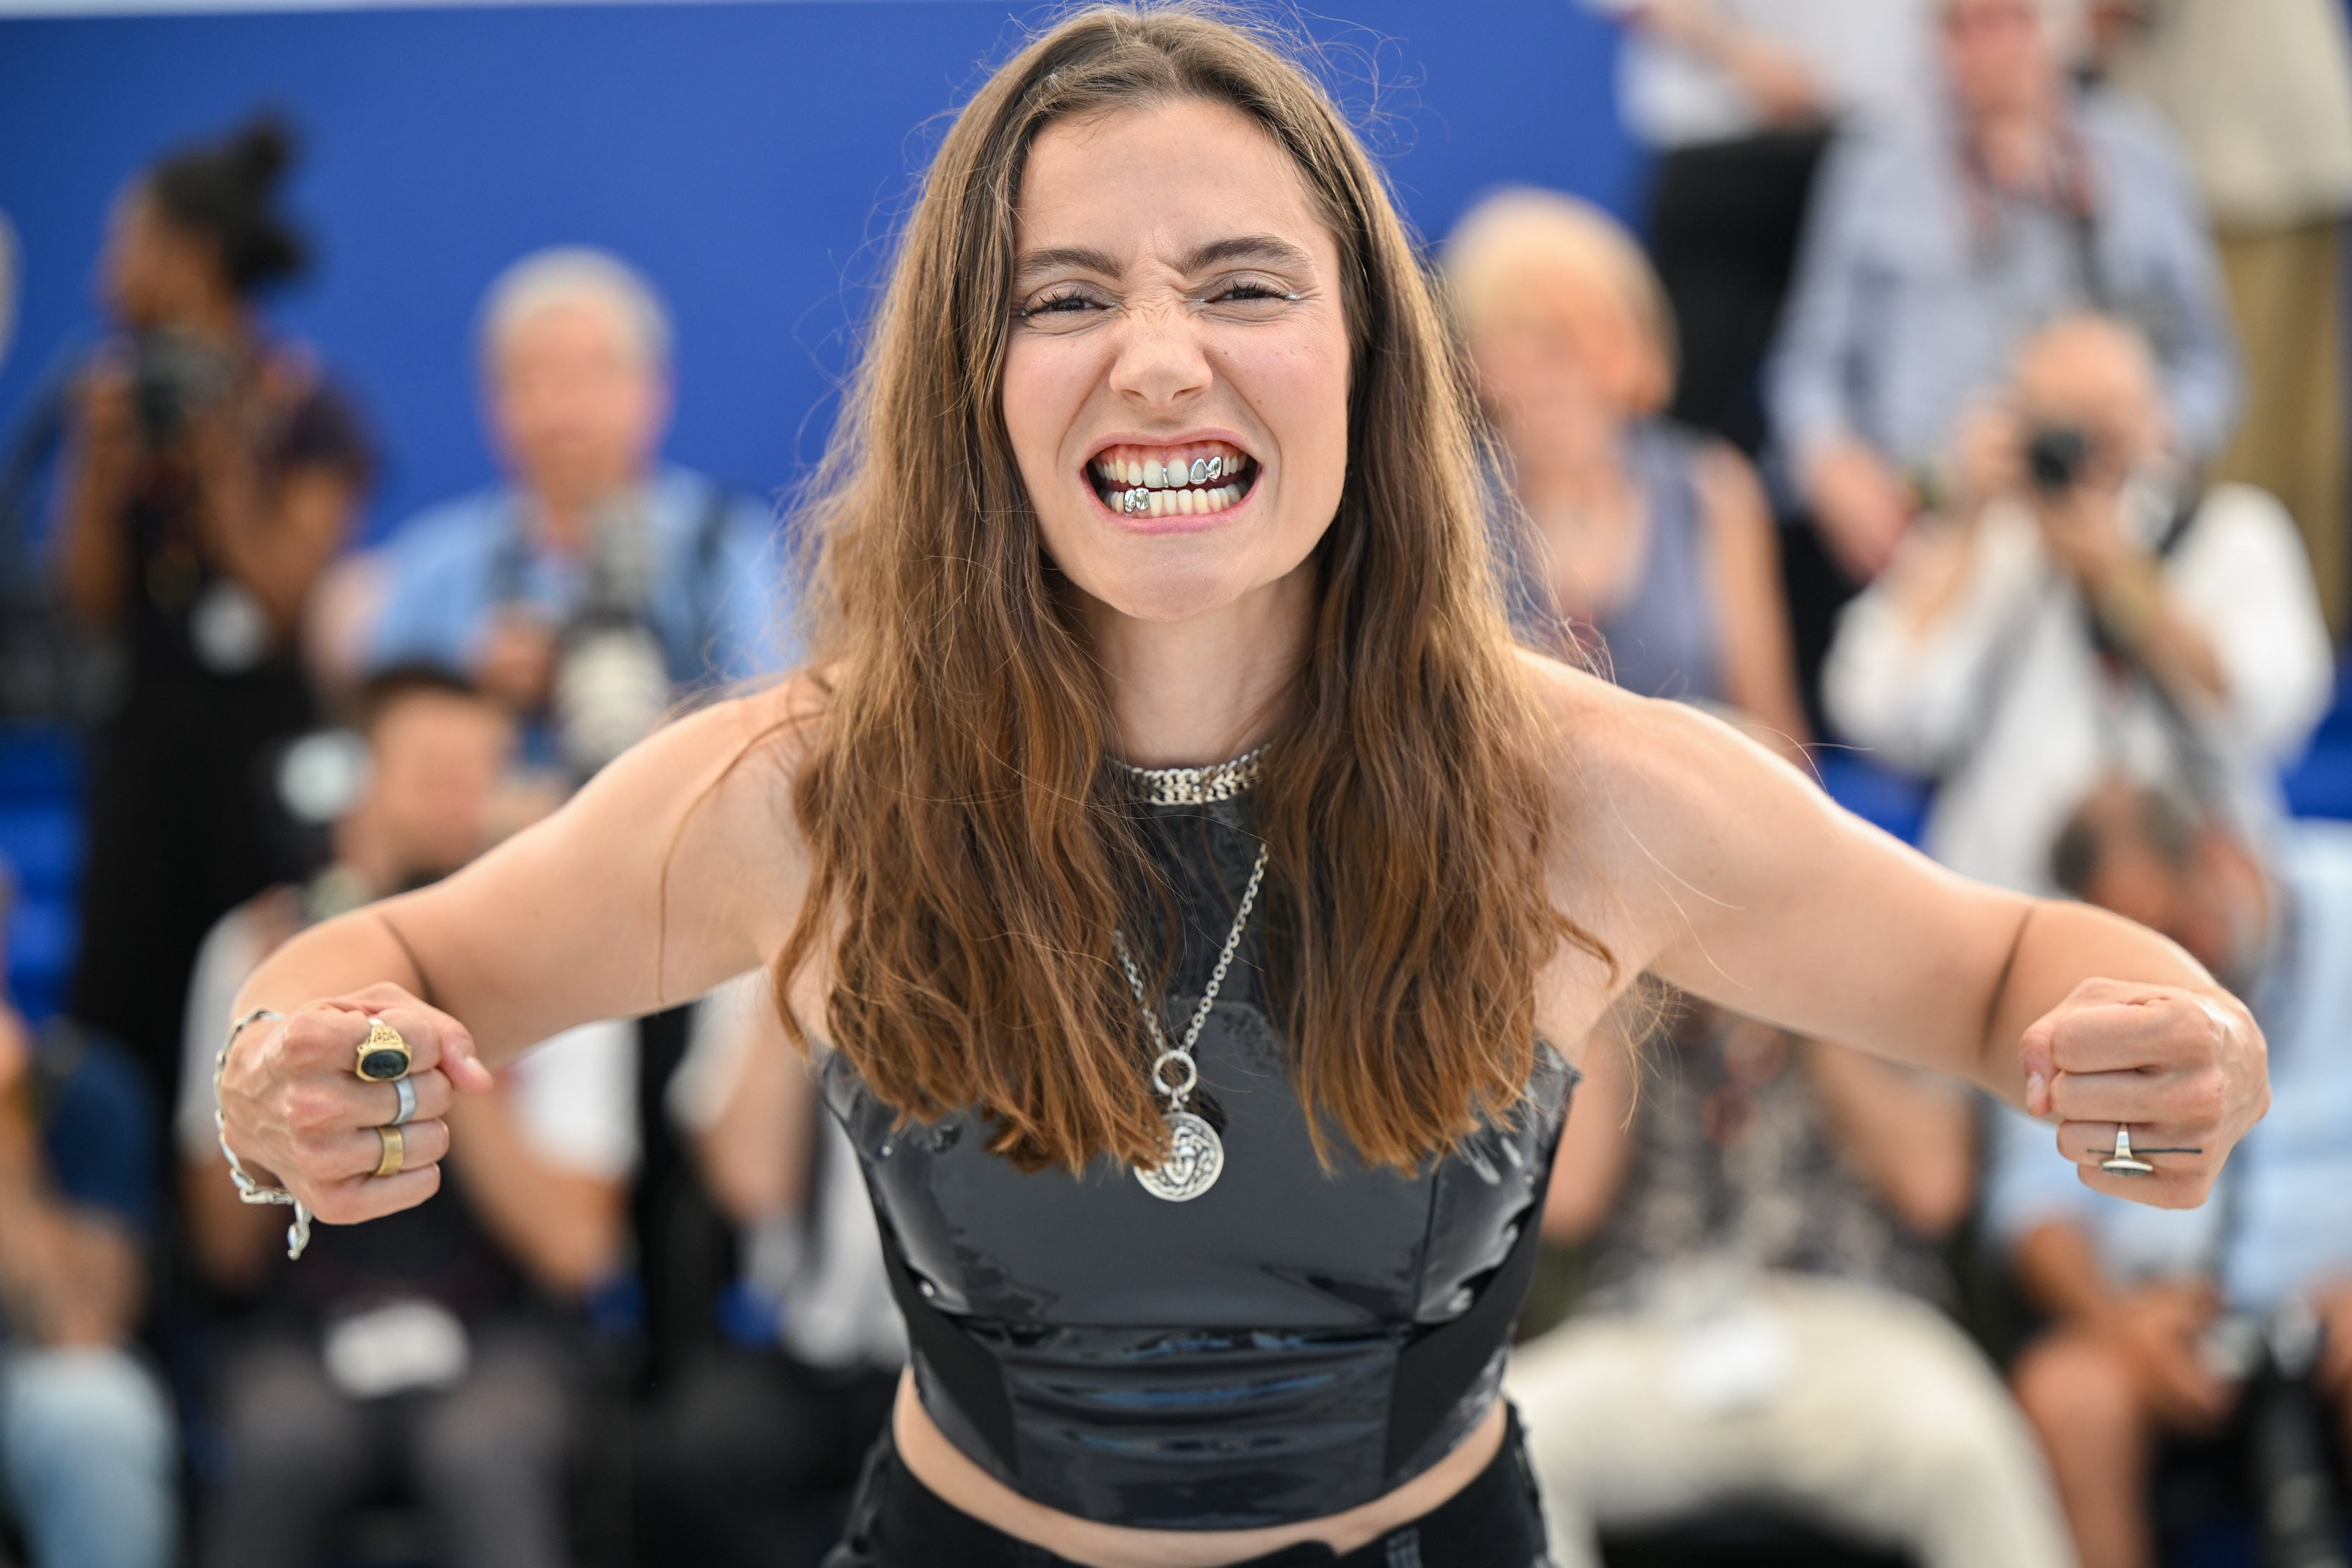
1017, 292, 1107, 325
1201, 280, 1299, 317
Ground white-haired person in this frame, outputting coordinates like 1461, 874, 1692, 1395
341, 247, 787, 776
1455, 192, 2072, 1568
1443, 186, 1807, 752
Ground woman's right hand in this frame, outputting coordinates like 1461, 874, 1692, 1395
217, 983, 496, 1225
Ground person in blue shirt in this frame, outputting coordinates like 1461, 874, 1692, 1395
356, 248, 786, 774
1764, 0, 2238, 731
1991, 781, 2352, 1568
0, 878, 174, 1568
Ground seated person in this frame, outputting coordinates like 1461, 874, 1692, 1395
637, 971, 902, 1567
1993, 780, 2352, 1568
0, 888, 173, 1568
1508, 1001, 2074, 1568
334, 248, 785, 776
1824, 313, 2331, 895
1443, 186, 1808, 754
176, 667, 638, 1568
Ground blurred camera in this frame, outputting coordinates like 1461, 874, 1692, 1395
129, 329, 235, 447
2024, 426, 2093, 495
551, 498, 671, 779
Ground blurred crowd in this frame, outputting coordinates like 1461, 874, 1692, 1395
0, 1, 2348, 1565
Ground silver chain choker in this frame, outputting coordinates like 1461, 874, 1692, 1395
1111, 746, 1265, 806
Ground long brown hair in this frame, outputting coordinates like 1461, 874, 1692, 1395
776, 2, 1608, 1174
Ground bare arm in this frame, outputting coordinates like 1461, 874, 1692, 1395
689, 982, 817, 1225
445, 1091, 625, 1298
54, 364, 138, 627
1803, 1042, 1974, 1237
194, 453, 361, 637
1551, 666, 2267, 1210
0, 1016, 141, 1346
219, 682, 820, 1225
1540, 1009, 1636, 1245
1694, 443, 1809, 757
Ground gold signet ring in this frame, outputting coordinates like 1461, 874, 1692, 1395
356, 1017, 412, 1083
372, 1124, 406, 1179
2100, 1124, 2156, 1178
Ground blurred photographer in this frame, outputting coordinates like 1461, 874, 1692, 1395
348, 248, 784, 781
1822, 313, 2330, 896
54, 114, 373, 1113
1991, 780, 2352, 1568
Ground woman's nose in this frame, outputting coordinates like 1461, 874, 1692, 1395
1108, 302, 1213, 407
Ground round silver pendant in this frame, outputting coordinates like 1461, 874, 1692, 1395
1134, 1111, 1223, 1202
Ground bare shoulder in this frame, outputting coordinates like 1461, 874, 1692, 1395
1513, 650, 1841, 956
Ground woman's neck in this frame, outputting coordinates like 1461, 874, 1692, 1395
1085, 564, 1314, 768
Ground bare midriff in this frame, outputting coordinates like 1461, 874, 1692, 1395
890, 1372, 1508, 1567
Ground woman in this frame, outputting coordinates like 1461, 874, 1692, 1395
218, 11, 2263, 1566
1446, 186, 1808, 747
58, 115, 371, 1106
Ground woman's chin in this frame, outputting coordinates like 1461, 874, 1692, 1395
1068, 564, 1283, 629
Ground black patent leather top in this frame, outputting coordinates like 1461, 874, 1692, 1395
822, 794, 1573, 1529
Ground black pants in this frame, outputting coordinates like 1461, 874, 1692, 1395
1647, 128, 1834, 458
821, 1407, 1553, 1568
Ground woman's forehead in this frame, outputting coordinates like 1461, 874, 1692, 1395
1015, 98, 1332, 274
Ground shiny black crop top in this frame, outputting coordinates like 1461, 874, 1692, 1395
821, 792, 1574, 1530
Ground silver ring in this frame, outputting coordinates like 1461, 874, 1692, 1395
2101, 1124, 2156, 1177
389, 1076, 419, 1127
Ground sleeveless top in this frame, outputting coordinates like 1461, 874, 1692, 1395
1502, 420, 1726, 705
1593, 422, 1725, 705
822, 790, 1574, 1529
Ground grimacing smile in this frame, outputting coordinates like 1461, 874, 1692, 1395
1089, 441, 1259, 518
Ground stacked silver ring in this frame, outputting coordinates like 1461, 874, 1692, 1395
390, 1076, 419, 1127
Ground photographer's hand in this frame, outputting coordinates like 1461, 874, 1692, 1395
2037, 485, 2227, 704
2102, 1279, 2236, 1431
1801, 436, 1914, 583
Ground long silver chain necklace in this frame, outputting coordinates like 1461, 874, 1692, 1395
1109, 748, 1268, 1202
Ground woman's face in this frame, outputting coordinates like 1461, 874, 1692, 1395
99, 186, 223, 331
1002, 98, 1352, 626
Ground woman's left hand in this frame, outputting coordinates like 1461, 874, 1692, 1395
2023, 978, 2268, 1209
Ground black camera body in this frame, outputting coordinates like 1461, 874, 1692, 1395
129, 331, 235, 448
2024, 425, 2093, 495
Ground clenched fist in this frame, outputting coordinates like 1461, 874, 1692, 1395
2021, 978, 2268, 1210
217, 982, 496, 1226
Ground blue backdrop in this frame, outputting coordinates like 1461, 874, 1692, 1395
0, 0, 1637, 540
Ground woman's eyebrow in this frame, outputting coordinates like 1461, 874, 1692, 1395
1011, 234, 1315, 288
1013, 244, 1122, 287
1182, 234, 1315, 274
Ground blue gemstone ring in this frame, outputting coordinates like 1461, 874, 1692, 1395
355, 1017, 413, 1083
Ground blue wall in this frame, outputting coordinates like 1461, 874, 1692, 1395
0, 0, 1637, 539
